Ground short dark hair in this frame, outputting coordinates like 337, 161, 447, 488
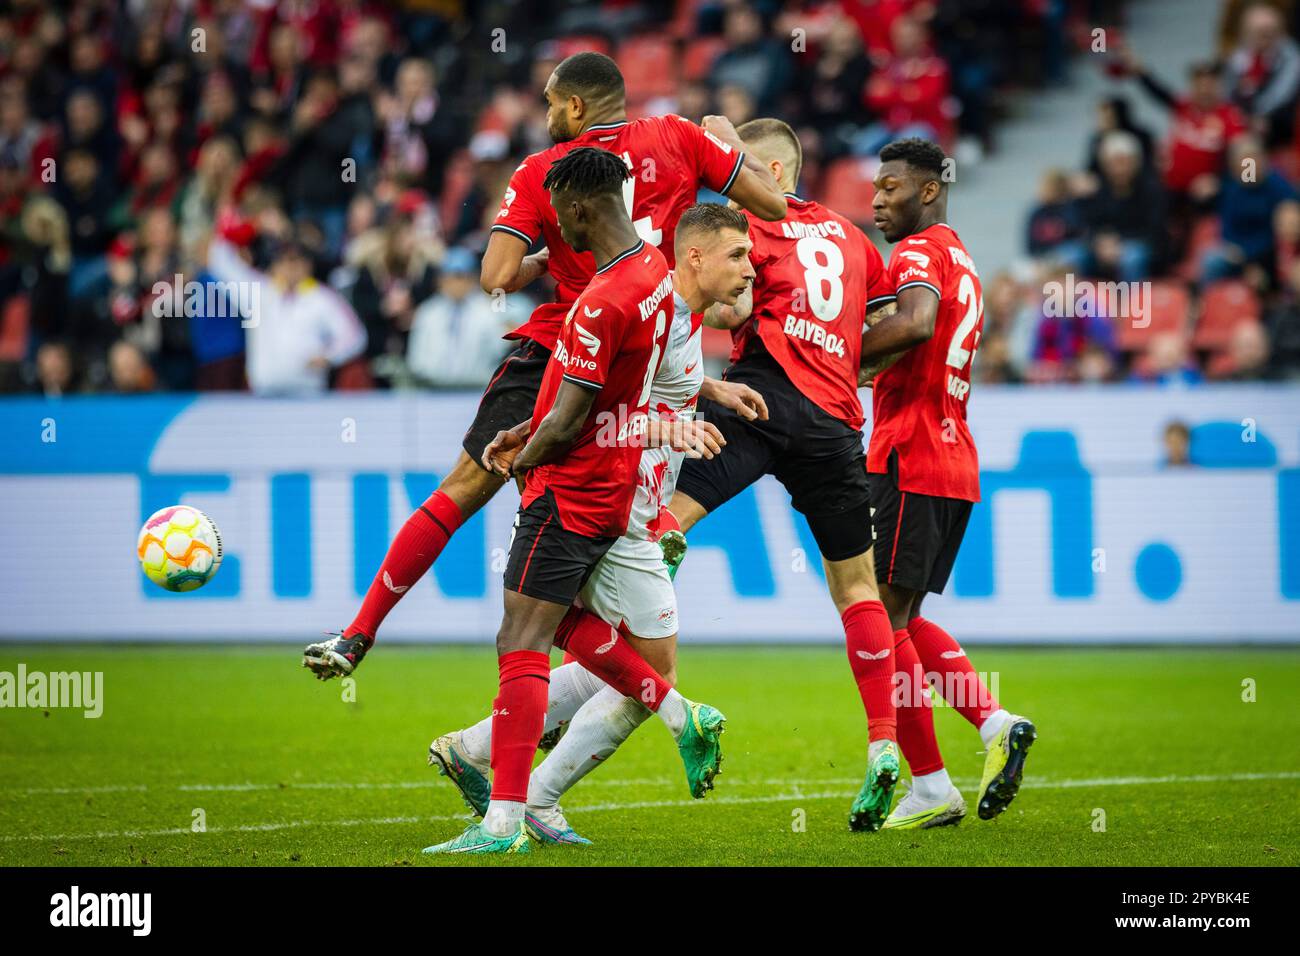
552, 52, 625, 103
880, 138, 947, 180
736, 117, 802, 184
542, 146, 630, 196
676, 202, 749, 243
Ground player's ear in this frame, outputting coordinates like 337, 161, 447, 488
922, 178, 942, 205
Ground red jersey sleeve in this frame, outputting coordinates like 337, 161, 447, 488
672, 115, 746, 196
560, 293, 624, 391
888, 235, 945, 301
491, 158, 544, 247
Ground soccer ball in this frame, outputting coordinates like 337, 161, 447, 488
137, 506, 224, 592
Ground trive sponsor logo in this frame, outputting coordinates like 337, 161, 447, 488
50, 886, 151, 936
783, 314, 846, 357
553, 340, 598, 374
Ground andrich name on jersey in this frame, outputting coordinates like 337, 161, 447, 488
780, 219, 847, 240
782, 314, 847, 357
638, 273, 675, 322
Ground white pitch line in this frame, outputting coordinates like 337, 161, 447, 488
2, 770, 1297, 844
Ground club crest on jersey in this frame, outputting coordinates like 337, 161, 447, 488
575, 322, 601, 356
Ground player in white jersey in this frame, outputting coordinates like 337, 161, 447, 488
430, 204, 768, 843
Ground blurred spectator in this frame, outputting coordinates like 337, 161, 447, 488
1209, 320, 1273, 379
207, 237, 366, 395
1201, 135, 1298, 283
1083, 97, 1156, 178
376, 57, 463, 199
1029, 273, 1120, 382
1061, 131, 1167, 282
1224, 1, 1300, 147
1162, 420, 1192, 467
108, 340, 157, 393
1265, 257, 1300, 374
349, 200, 443, 384
1131, 331, 1204, 386
855, 15, 951, 155
790, 17, 872, 160
1272, 198, 1300, 284
34, 340, 76, 396
709, 7, 791, 115
1025, 169, 1084, 258
406, 247, 527, 387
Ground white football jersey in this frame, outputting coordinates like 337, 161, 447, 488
625, 289, 704, 541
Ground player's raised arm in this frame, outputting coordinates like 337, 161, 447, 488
480, 233, 550, 294
701, 115, 787, 221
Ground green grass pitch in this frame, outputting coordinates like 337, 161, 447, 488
1, 645, 1297, 867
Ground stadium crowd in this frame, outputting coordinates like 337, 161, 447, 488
7, 0, 1290, 397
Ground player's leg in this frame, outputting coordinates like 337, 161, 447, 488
423, 489, 614, 854
429, 659, 608, 817
305, 341, 546, 679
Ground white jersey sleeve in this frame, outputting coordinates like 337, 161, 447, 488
625, 291, 704, 541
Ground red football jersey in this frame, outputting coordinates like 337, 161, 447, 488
523, 241, 675, 538
493, 116, 745, 350
730, 195, 894, 429
868, 223, 983, 502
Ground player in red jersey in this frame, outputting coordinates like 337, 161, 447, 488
422, 148, 722, 855
669, 119, 907, 832
861, 138, 1037, 829
304, 51, 784, 678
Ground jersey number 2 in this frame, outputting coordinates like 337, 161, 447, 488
946, 273, 983, 370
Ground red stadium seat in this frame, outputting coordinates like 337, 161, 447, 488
1174, 215, 1220, 283
1192, 280, 1261, 351
682, 36, 726, 81
618, 36, 678, 100
1115, 280, 1190, 351
819, 158, 877, 228
0, 293, 29, 362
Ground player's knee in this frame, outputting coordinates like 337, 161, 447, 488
439, 452, 503, 514
878, 583, 914, 631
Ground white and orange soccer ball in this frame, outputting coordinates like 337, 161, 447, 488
137, 505, 224, 592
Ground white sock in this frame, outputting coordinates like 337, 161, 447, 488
481, 800, 524, 837
979, 709, 1011, 748
912, 768, 953, 803
459, 663, 607, 763
656, 687, 688, 739
528, 686, 651, 809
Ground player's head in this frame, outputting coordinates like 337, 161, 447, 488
543, 146, 632, 252
544, 52, 626, 143
736, 118, 801, 193
674, 202, 754, 306
873, 138, 948, 242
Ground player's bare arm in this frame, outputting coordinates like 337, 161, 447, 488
859, 285, 940, 364
702, 115, 787, 221
700, 376, 768, 420
703, 284, 752, 329
859, 300, 904, 386
480, 232, 550, 294
511, 379, 597, 475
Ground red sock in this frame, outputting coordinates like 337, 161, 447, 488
893, 628, 944, 775
555, 607, 672, 711
346, 490, 463, 642
489, 650, 550, 803
908, 617, 1000, 728
842, 600, 897, 742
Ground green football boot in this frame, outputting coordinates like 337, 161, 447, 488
658, 529, 688, 580
421, 821, 530, 855
676, 700, 725, 798
977, 715, 1037, 820
428, 731, 491, 816
848, 740, 901, 832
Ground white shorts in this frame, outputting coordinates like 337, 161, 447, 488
578, 535, 678, 639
